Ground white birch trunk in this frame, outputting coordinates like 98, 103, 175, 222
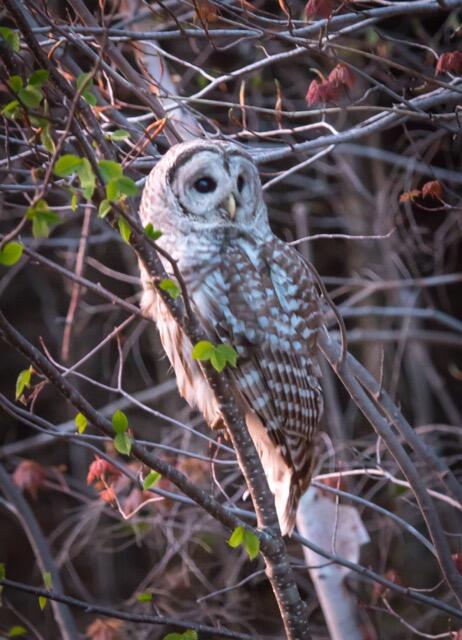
297, 487, 369, 640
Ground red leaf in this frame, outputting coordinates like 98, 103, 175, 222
372, 569, 400, 602
13, 460, 46, 499
306, 79, 321, 106
86, 618, 123, 640
399, 189, 421, 203
318, 476, 347, 492
194, 0, 220, 24
328, 63, 356, 89
318, 80, 341, 102
435, 51, 462, 75
99, 486, 117, 503
87, 456, 121, 486
304, 0, 332, 19
306, 79, 340, 106
278, 0, 291, 18
453, 553, 462, 575
421, 180, 443, 200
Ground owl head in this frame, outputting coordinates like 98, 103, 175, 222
140, 140, 270, 238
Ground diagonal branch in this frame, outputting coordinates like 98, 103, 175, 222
0, 577, 254, 639
318, 329, 462, 607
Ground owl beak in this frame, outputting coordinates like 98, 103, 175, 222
223, 193, 237, 220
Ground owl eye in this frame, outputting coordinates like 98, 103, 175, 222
194, 176, 217, 193
237, 174, 245, 192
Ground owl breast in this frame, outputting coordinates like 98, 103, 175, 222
139, 263, 221, 427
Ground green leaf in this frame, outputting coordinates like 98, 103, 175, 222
98, 199, 112, 218
27, 201, 60, 238
18, 85, 43, 109
76, 71, 92, 93
106, 178, 121, 201
191, 341, 237, 372
143, 470, 161, 490
1, 99, 21, 120
191, 340, 215, 361
15, 366, 32, 400
159, 278, 180, 299
32, 211, 61, 238
144, 223, 162, 241
136, 592, 153, 602
210, 349, 227, 373
106, 129, 130, 141
55, 155, 96, 199
42, 572, 52, 590
31, 216, 49, 238
227, 526, 245, 548
29, 114, 47, 128
54, 154, 82, 177
227, 527, 260, 560
214, 344, 238, 368
40, 123, 55, 153
82, 89, 97, 106
118, 217, 131, 243
115, 175, 138, 197
243, 530, 260, 560
39, 571, 52, 611
76, 72, 97, 106
0, 27, 20, 52
114, 432, 132, 456
8, 75, 23, 93
163, 632, 197, 640
112, 409, 128, 434
98, 160, 123, 183
70, 192, 78, 212
29, 69, 49, 87
107, 176, 138, 200
39, 211, 61, 225
77, 158, 95, 199
31, 199, 48, 213
75, 412, 88, 434
7, 626, 28, 637
196, 74, 208, 90
0, 242, 23, 266
82, 89, 98, 107
366, 27, 379, 47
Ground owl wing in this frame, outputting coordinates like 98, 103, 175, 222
185, 236, 323, 534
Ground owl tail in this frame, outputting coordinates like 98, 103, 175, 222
273, 470, 299, 537
245, 411, 297, 536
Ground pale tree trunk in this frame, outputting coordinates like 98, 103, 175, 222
297, 488, 369, 640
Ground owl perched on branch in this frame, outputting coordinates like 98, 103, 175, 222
139, 140, 324, 535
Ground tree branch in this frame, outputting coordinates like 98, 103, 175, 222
0, 577, 254, 639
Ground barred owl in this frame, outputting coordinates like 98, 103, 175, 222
139, 140, 324, 535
